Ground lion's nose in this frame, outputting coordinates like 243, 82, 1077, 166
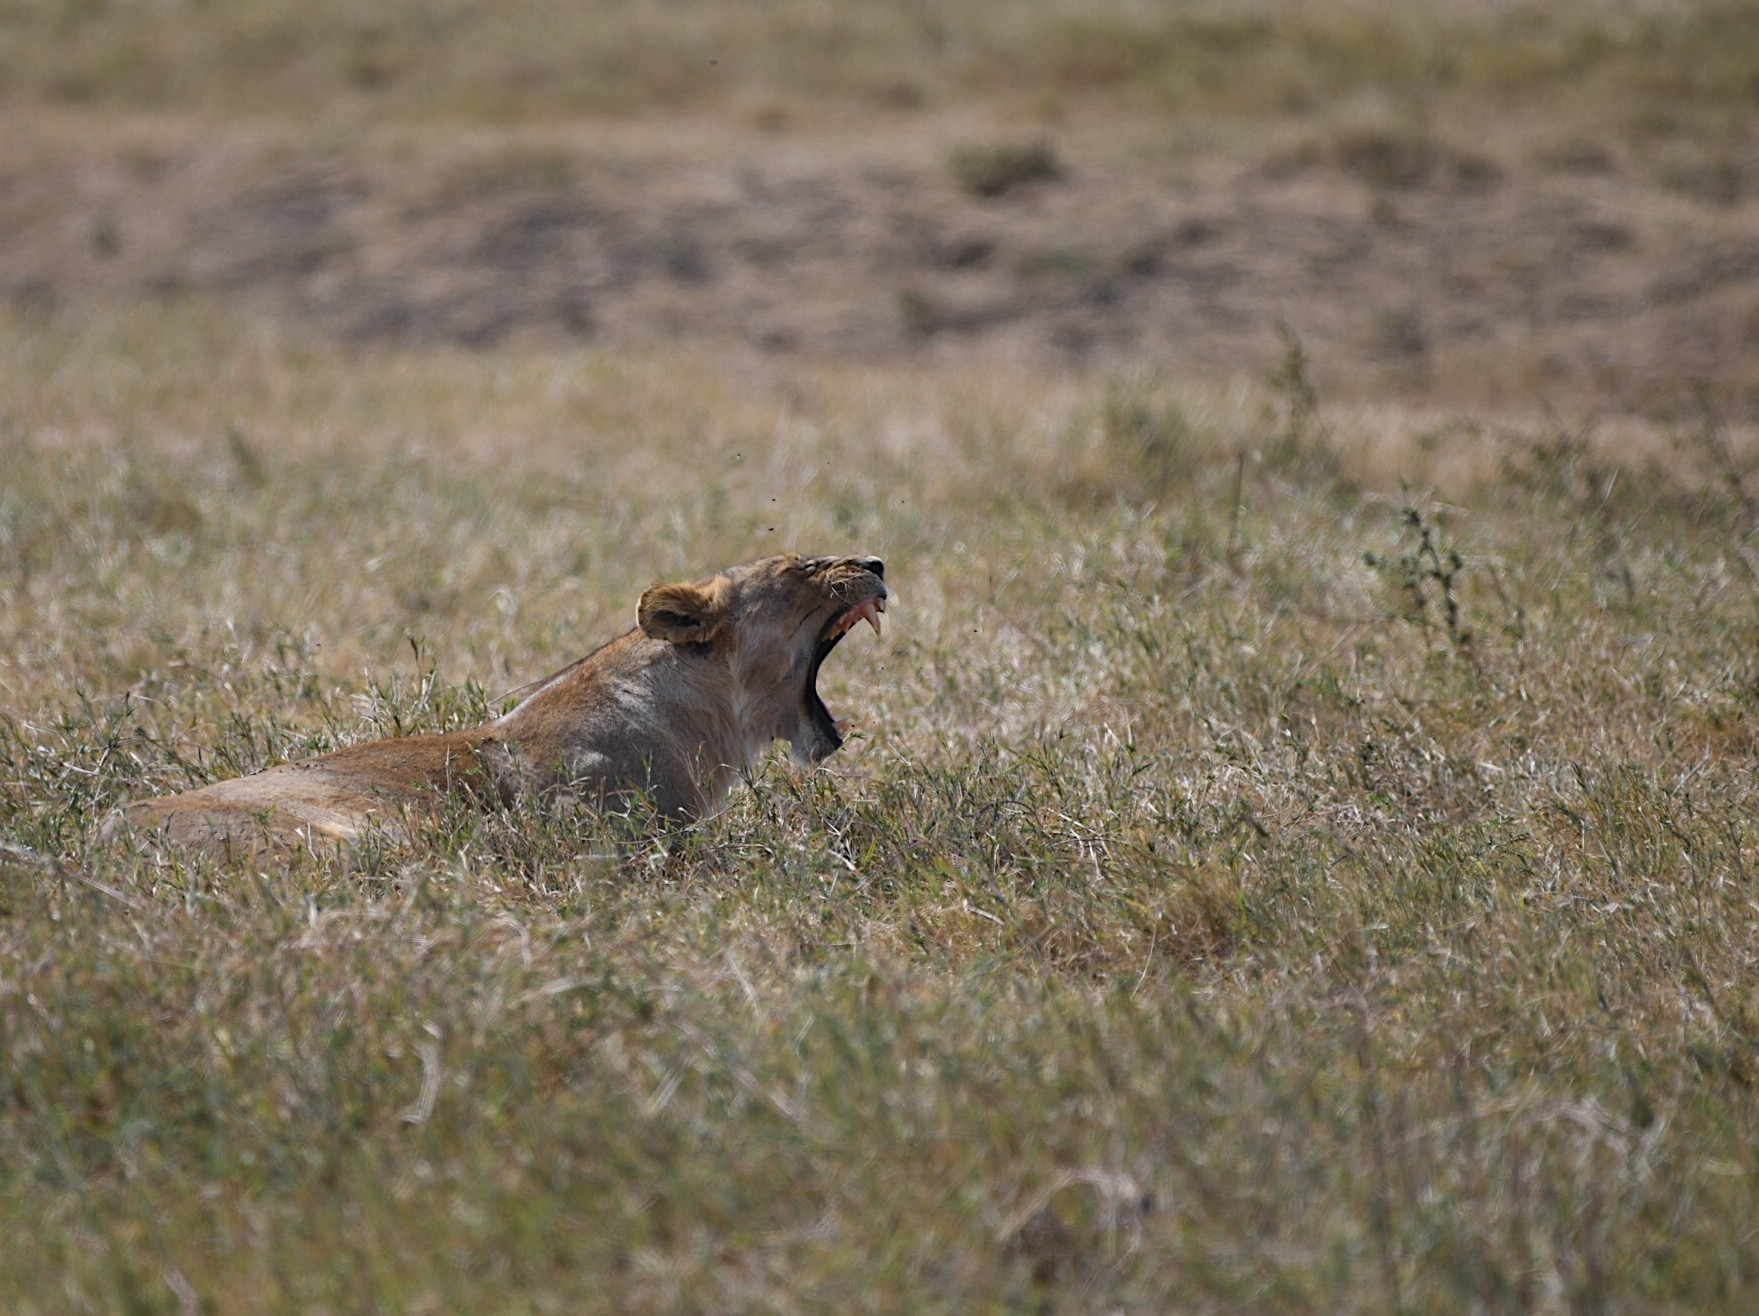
856, 556, 885, 580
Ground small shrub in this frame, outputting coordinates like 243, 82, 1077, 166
1013, 244, 1101, 279
897, 288, 937, 336
1659, 155, 1748, 207
1537, 138, 1619, 175
1372, 306, 1428, 361
1332, 127, 1501, 192
949, 141, 1062, 199
1334, 127, 1437, 189
1261, 322, 1345, 488
1364, 505, 1471, 652
1099, 387, 1199, 501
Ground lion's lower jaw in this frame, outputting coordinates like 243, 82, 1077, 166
787, 730, 840, 767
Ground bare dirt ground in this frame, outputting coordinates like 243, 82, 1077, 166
4, 108, 1757, 412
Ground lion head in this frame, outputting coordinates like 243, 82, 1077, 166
636, 552, 888, 765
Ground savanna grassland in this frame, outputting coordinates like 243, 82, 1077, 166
5, 2, 1759, 1311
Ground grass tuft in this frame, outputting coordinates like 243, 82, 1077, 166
948, 141, 1062, 200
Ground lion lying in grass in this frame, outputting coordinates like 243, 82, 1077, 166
117, 552, 887, 851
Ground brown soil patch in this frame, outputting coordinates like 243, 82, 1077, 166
4, 111, 1757, 410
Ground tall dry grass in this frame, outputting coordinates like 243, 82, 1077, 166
5, 303, 1759, 1307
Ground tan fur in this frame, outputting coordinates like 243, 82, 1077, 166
117, 553, 887, 853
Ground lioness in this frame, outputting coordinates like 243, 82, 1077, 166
118, 552, 887, 850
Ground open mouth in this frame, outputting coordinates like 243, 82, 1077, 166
806, 594, 886, 751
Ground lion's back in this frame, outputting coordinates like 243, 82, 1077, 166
114, 729, 494, 852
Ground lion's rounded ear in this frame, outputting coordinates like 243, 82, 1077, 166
637, 574, 733, 644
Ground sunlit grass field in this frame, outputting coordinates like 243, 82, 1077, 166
4, 302, 1759, 1309
6, 0, 1759, 1308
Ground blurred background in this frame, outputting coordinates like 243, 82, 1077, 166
4, 0, 1757, 410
